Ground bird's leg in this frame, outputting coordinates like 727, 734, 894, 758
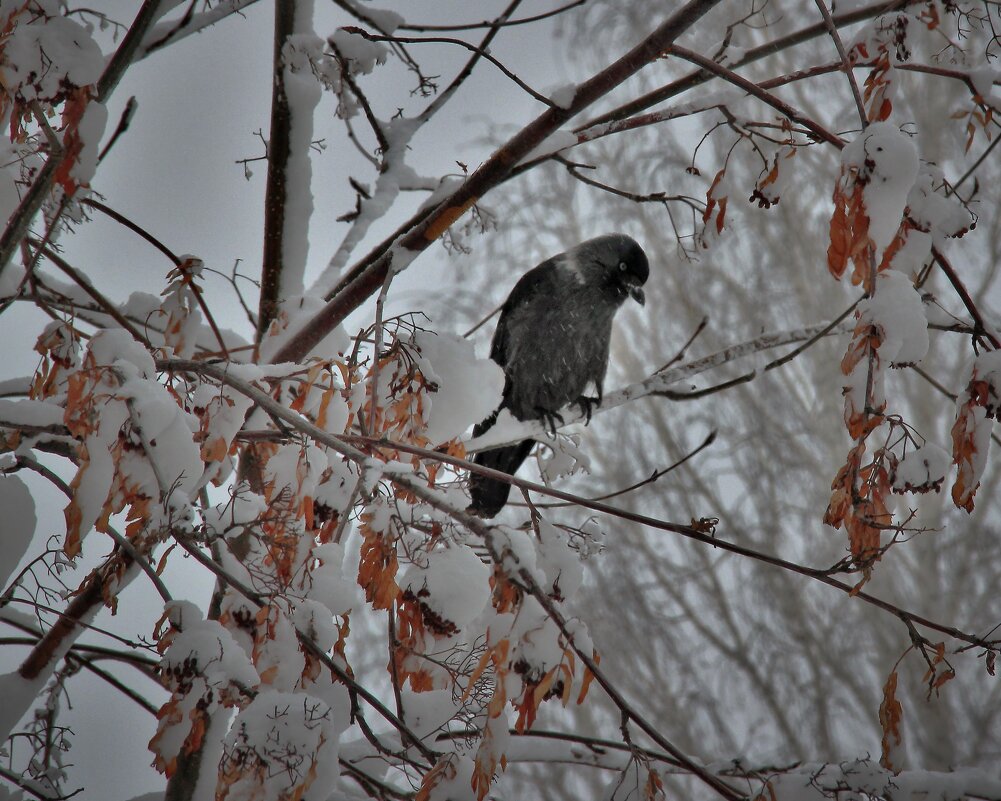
574, 395, 600, 425
536, 407, 564, 437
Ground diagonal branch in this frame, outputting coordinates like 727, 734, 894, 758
577, 0, 919, 130
665, 45, 845, 148
156, 357, 1001, 658
467, 316, 853, 451
273, 0, 725, 363
138, 0, 262, 58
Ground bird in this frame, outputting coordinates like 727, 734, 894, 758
468, 233, 649, 518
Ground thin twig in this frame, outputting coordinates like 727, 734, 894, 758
813, 0, 868, 127
33, 244, 151, 347
510, 430, 716, 508
98, 96, 137, 163
399, 0, 587, 32
356, 29, 555, 108
80, 198, 181, 265
461, 303, 502, 339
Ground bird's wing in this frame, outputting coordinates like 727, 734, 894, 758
489, 258, 558, 367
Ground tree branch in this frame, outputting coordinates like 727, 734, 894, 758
273, 0, 725, 363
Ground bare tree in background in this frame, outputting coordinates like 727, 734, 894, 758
0, 2, 1000, 800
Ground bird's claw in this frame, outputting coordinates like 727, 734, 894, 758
536, 408, 564, 437
575, 395, 599, 424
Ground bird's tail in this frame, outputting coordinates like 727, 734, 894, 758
467, 439, 534, 518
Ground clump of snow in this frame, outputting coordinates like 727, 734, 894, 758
363, 7, 404, 33
313, 453, 357, 516
0, 398, 65, 428
254, 608, 306, 692
518, 130, 579, 165
548, 83, 577, 109
538, 430, 590, 483
858, 269, 928, 366
841, 123, 918, 256
490, 525, 543, 587
307, 542, 359, 617
0, 11, 103, 103
412, 331, 504, 444
117, 360, 203, 518
258, 294, 350, 362
0, 474, 36, 587
892, 443, 949, 494
401, 544, 490, 634
88, 328, 155, 377
220, 690, 342, 800
968, 65, 999, 101
329, 28, 387, 74
278, 33, 324, 296
536, 518, 583, 601
491, 595, 569, 692
161, 609, 260, 694
69, 101, 107, 187
906, 168, 974, 246
401, 687, 459, 737
291, 599, 339, 652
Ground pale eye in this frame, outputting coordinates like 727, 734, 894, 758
618, 261, 628, 272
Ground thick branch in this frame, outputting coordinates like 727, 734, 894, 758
257, 2, 297, 345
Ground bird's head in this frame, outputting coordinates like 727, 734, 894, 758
573, 233, 649, 306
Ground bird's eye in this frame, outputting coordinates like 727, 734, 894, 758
618, 261, 628, 272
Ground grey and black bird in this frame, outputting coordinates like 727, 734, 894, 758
468, 233, 649, 518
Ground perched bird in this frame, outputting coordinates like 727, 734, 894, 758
468, 233, 649, 518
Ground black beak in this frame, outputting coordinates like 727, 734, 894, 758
629, 286, 645, 306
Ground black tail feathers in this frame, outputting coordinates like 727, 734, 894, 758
467, 439, 534, 518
